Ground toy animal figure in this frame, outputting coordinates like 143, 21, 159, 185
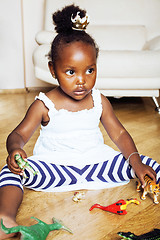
15, 154, 38, 179
1, 217, 72, 240
136, 175, 160, 204
117, 229, 160, 239
89, 198, 140, 215
72, 191, 85, 202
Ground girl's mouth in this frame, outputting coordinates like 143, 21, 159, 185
74, 89, 86, 95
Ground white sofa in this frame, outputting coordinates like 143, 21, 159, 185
33, 0, 160, 111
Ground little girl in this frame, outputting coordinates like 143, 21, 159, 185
0, 4, 159, 239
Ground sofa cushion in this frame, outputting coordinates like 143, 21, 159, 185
97, 50, 160, 78
35, 31, 56, 45
143, 36, 160, 50
87, 25, 147, 51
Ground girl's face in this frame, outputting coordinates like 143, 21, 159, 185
49, 41, 97, 101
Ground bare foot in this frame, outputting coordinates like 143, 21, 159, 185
0, 216, 18, 239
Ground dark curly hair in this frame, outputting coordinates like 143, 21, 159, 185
48, 4, 99, 68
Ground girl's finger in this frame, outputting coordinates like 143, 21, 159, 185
147, 171, 157, 183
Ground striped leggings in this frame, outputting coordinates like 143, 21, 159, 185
0, 154, 160, 192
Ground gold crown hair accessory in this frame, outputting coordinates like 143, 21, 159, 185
71, 11, 90, 31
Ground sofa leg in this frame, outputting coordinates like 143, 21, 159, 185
152, 97, 160, 113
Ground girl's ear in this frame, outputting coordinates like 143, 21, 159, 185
48, 61, 56, 78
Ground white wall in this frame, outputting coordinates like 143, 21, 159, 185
0, 0, 50, 90
0, 0, 24, 89
22, 0, 51, 88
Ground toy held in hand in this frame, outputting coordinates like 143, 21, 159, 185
118, 229, 160, 239
89, 198, 140, 215
14, 154, 38, 178
136, 175, 160, 204
1, 217, 73, 240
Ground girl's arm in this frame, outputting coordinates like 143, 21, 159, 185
100, 94, 156, 187
6, 99, 47, 175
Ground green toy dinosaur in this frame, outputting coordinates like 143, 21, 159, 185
118, 229, 160, 240
1, 217, 72, 240
14, 154, 38, 179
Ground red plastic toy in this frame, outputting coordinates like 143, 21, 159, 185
89, 198, 140, 215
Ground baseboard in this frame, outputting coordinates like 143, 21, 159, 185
26, 86, 53, 93
0, 87, 54, 94
0, 88, 27, 94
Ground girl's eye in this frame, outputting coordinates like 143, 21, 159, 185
66, 70, 75, 76
86, 68, 94, 75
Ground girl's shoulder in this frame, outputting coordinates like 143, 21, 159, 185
100, 93, 112, 109
35, 88, 58, 109
30, 95, 49, 117
100, 93, 116, 119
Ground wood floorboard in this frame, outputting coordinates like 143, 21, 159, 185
0, 92, 160, 240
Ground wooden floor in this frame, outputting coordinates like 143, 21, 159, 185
0, 91, 160, 240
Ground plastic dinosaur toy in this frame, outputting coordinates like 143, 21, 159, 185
118, 229, 160, 239
137, 175, 160, 204
1, 217, 72, 240
15, 154, 38, 178
89, 198, 140, 215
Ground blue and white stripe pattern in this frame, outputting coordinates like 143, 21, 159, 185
0, 154, 160, 192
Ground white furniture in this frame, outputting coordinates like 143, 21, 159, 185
33, 0, 160, 111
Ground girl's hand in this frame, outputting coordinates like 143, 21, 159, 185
133, 161, 157, 188
6, 149, 27, 176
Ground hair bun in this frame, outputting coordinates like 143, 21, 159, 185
52, 4, 88, 34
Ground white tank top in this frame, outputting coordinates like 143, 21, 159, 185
31, 88, 118, 166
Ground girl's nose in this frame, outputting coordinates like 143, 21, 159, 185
76, 75, 86, 85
